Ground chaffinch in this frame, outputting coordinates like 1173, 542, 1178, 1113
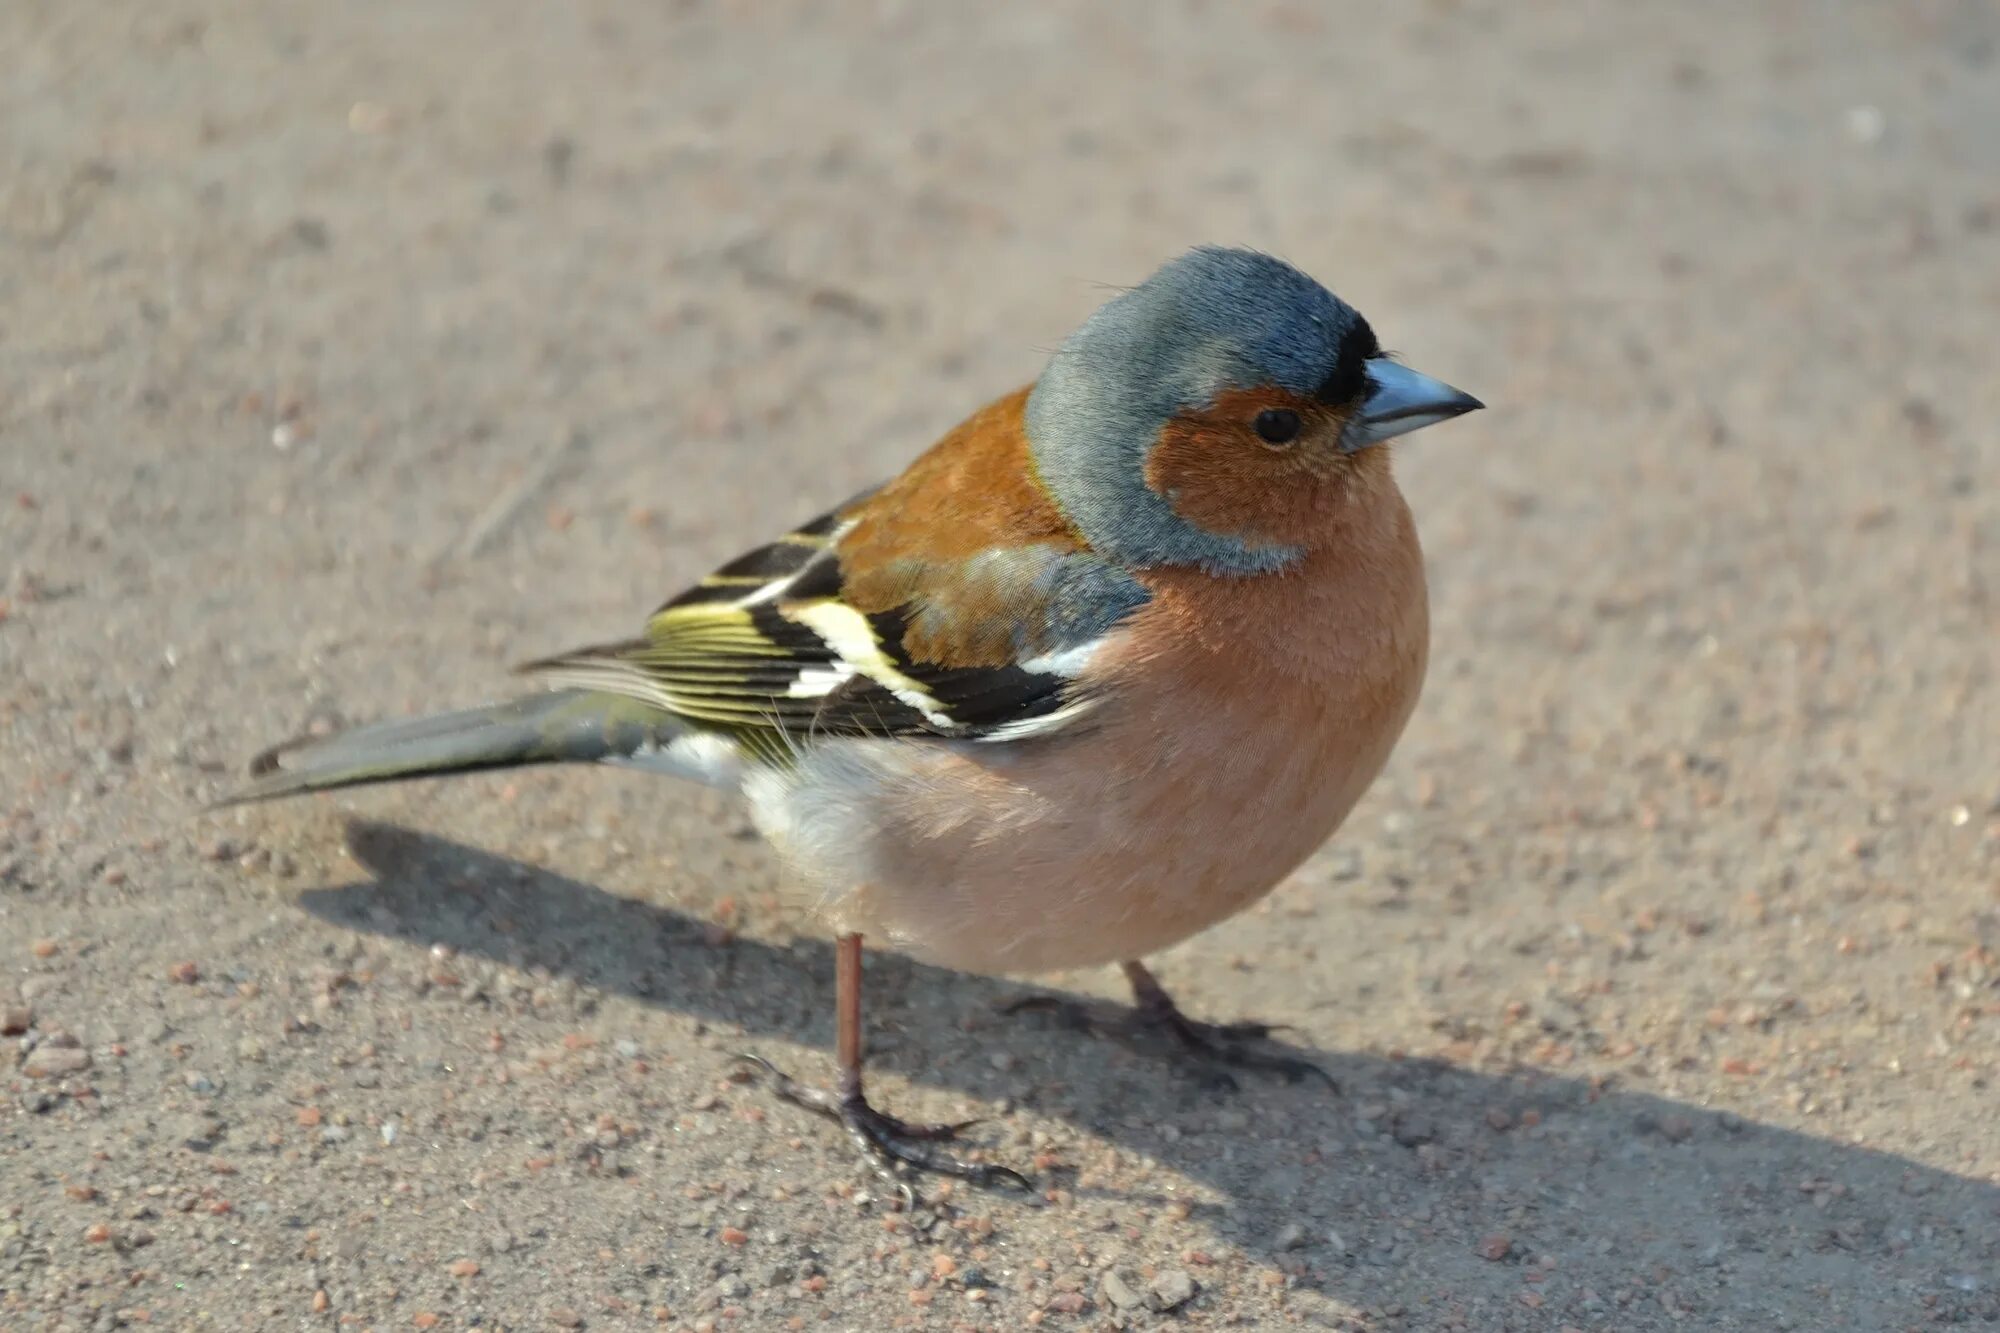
225, 246, 1480, 1201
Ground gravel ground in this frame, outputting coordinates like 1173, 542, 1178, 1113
5, 3, 1999, 1330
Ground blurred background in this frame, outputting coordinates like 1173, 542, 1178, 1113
4, 3, 1997, 1329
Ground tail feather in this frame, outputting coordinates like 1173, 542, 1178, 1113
214, 689, 695, 807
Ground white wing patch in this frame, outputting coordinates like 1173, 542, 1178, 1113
789, 601, 955, 730
735, 520, 858, 609
1016, 639, 1104, 679
787, 664, 857, 698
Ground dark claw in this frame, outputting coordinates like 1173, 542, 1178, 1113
1003, 995, 1338, 1093
734, 1054, 1034, 1204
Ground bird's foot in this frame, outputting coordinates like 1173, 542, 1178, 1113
735, 1055, 1034, 1208
1003, 990, 1337, 1093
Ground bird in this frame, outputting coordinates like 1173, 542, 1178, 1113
220, 245, 1481, 1203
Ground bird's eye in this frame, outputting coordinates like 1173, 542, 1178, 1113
1253, 408, 1302, 446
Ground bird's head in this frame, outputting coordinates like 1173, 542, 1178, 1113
1026, 246, 1480, 574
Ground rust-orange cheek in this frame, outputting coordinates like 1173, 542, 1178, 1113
1141, 387, 1350, 550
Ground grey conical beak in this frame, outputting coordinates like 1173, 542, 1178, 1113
1342, 358, 1483, 451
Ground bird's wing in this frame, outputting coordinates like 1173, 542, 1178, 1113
519, 498, 1147, 759
519, 389, 1149, 759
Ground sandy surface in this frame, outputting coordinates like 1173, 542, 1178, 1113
5, 3, 1999, 1329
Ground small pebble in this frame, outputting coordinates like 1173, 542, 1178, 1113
1391, 1113, 1436, 1147
1149, 1269, 1198, 1311
1100, 1269, 1144, 1310
24, 1045, 92, 1078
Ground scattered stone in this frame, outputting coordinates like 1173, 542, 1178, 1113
168, 961, 200, 985
24, 1045, 91, 1078
1100, 1269, 1145, 1310
1274, 1222, 1309, 1251
1, 1005, 33, 1035
1479, 1234, 1513, 1262
1391, 1113, 1436, 1147
549, 1308, 582, 1328
450, 1259, 481, 1278
1149, 1269, 1198, 1311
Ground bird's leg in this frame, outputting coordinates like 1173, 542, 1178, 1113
738, 932, 1032, 1207
1006, 959, 1336, 1092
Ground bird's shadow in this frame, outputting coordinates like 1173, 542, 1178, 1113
302, 820, 1999, 1320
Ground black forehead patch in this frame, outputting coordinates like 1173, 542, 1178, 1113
1315, 315, 1381, 406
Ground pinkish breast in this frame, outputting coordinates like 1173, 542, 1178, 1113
764, 476, 1431, 976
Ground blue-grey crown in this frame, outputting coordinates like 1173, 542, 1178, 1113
1025, 247, 1371, 575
